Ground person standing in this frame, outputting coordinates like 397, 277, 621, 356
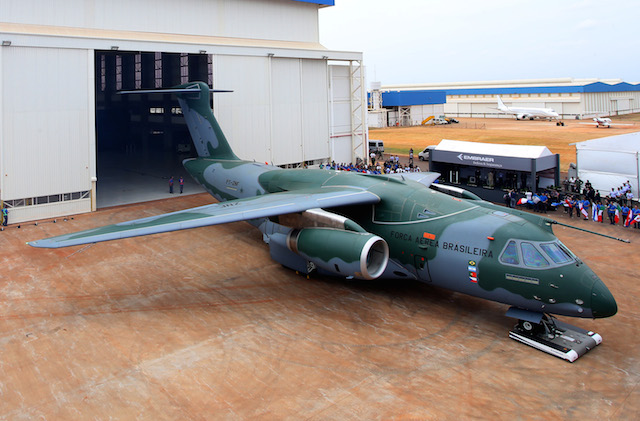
633, 205, 640, 229
568, 195, 576, 218
538, 192, 548, 213
607, 200, 617, 225
179, 176, 184, 194
169, 176, 174, 194
409, 148, 414, 165
621, 203, 631, 227
583, 198, 591, 220
1, 206, 7, 226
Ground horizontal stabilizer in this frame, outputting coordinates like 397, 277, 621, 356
119, 86, 232, 96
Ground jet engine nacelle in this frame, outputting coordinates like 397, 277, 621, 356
287, 228, 389, 280
516, 113, 531, 120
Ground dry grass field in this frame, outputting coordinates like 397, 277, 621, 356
370, 115, 640, 171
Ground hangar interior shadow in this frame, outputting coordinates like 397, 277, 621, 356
94, 50, 213, 208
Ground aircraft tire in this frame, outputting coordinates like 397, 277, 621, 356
519, 320, 541, 335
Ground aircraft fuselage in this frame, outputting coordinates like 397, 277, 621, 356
183, 158, 617, 320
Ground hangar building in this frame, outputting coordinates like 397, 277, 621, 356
368, 85, 446, 128
380, 78, 640, 120
0, 0, 366, 224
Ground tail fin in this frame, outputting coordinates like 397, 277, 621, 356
120, 82, 238, 160
496, 95, 508, 111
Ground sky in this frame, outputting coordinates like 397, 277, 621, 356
318, 0, 640, 86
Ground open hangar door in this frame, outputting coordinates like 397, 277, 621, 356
94, 50, 212, 208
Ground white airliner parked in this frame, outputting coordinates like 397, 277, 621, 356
496, 96, 563, 125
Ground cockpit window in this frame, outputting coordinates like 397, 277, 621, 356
500, 240, 519, 265
521, 242, 550, 268
540, 242, 572, 264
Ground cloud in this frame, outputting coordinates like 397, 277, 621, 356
574, 19, 598, 31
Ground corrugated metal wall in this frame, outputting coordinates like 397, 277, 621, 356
582, 91, 640, 116
299, 59, 329, 162
270, 58, 304, 164
213, 55, 329, 166
1, 47, 93, 199
328, 65, 352, 164
213, 55, 271, 163
2, 0, 320, 44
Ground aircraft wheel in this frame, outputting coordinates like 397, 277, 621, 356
519, 320, 541, 334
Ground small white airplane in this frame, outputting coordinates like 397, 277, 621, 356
584, 116, 633, 128
496, 96, 563, 125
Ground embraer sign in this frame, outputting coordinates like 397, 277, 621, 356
457, 153, 496, 164
433, 150, 531, 171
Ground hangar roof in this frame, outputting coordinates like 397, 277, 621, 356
381, 78, 640, 96
292, 0, 334, 5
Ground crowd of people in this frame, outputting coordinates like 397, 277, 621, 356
514, 180, 640, 229
319, 155, 422, 175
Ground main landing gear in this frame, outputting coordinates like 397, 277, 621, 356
506, 307, 602, 362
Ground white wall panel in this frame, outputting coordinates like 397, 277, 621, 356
578, 150, 637, 176
270, 58, 303, 165
1, 0, 320, 43
8, 199, 91, 224
213, 55, 271, 163
330, 102, 351, 135
301, 60, 329, 161
199, 56, 332, 167
1, 46, 92, 200
329, 65, 353, 164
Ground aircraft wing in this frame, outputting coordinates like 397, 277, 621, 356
387, 172, 440, 187
28, 187, 380, 248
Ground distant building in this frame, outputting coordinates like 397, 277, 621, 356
380, 78, 640, 120
368, 85, 446, 127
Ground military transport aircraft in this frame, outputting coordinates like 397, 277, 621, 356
29, 82, 618, 361
496, 96, 564, 126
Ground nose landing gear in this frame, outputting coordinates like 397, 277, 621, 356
506, 307, 602, 362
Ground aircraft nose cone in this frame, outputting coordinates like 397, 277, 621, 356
591, 279, 618, 318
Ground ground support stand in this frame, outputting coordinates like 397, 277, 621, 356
506, 307, 602, 362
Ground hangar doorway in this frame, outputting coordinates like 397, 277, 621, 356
94, 50, 212, 208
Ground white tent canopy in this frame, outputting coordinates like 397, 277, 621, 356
436, 139, 554, 159
575, 132, 640, 198
429, 139, 560, 191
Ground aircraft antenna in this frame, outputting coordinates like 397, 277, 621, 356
546, 220, 630, 243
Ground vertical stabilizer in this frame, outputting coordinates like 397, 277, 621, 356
496, 95, 508, 111
120, 82, 238, 160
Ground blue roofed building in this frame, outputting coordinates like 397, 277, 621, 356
368, 83, 447, 127
379, 78, 640, 120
